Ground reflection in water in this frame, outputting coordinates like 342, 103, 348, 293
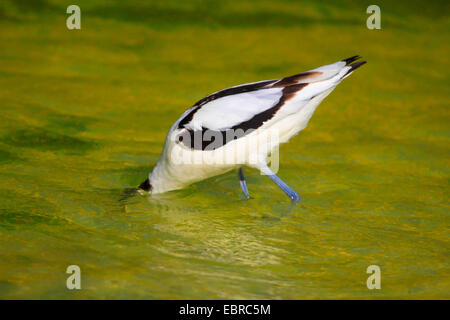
0, 0, 448, 299
141, 193, 287, 267
118, 187, 300, 298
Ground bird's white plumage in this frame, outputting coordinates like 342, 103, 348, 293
186, 88, 282, 131
144, 57, 366, 195
181, 61, 354, 133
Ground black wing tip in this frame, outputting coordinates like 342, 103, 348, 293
342, 60, 366, 78
348, 60, 367, 72
342, 55, 362, 65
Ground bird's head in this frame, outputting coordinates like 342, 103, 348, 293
138, 178, 152, 193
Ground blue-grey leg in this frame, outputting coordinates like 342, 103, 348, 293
238, 167, 250, 199
262, 166, 301, 202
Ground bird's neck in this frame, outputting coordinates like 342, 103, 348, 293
149, 161, 188, 194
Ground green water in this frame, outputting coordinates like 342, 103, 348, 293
0, 0, 449, 299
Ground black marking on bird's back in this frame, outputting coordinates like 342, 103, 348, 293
272, 71, 322, 87
138, 178, 152, 192
194, 79, 279, 108
177, 70, 326, 131
178, 83, 308, 150
231, 83, 308, 132
177, 79, 278, 129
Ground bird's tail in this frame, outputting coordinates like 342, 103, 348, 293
304, 55, 367, 82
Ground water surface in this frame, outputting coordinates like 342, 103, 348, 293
0, 0, 448, 299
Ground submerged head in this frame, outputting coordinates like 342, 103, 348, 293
138, 178, 152, 192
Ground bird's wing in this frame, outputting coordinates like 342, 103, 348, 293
176, 56, 365, 149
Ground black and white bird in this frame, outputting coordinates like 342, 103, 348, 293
139, 56, 366, 201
